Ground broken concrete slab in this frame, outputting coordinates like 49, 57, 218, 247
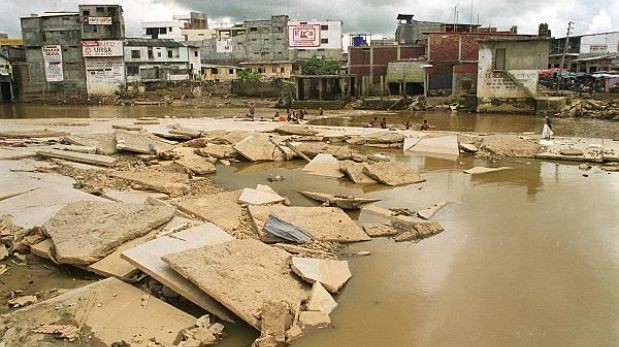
291, 257, 352, 294
173, 190, 243, 232
196, 144, 237, 159
407, 135, 460, 157
347, 131, 406, 145
258, 300, 291, 344
233, 134, 287, 162
44, 201, 175, 266
0, 171, 41, 202
392, 220, 444, 241
417, 202, 447, 220
170, 125, 203, 138
65, 133, 117, 155
0, 129, 69, 138
248, 205, 371, 243
162, 239, 310, 330
111, 171, 190, 197
50, 159, 111, 172
37, 149, 117, 167
362, 162, 425, 186
459, 143, 478, 153
263, 214, 313, 243
339, 160, 376, 184
403, 136, 423, 152
362, 222, 398, 237
114, 130, 174, 154
302, 153, 344, 178
0, 186, 106, 232
122, 223, 236, 322
101, 189, 168, 204
275, 125, 319, 136
464, 166, 512, 175
0, 277, 195, 346
174, 147, 217, 175
307, 282, 338, 315
299, 191, 380, 210
239, 186, 286, 205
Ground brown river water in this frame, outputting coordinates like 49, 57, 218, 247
1, 104, 618, 346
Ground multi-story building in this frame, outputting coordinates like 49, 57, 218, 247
199, 16, 343, 67
142, 12, 214, 41
79, 5, 125, 96
0, 37, 25, 102
395, 13, 482, 45
124, 38, 201, 82
550, 31, 619, 73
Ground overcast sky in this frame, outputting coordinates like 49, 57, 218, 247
1, 0, 617, 39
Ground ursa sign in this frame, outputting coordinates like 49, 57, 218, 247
81, 40, 123, 57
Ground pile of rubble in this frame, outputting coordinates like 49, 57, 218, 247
0, 122, 451, 346
556, 98, 619, 120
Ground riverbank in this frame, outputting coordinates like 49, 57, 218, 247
0, 116, 618, 346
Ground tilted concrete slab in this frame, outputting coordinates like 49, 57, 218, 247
37, 149, 117, 167
0, 277, 195, 346
362, 162, 425, 186
122, 223, 236, 322
172, 190, 243, 232
302, 154, 344, 178
111, 171, 190, 197
407, 135, 460, 157
464, 167, 512, 175
307, 282, 338, 315
417, 202, 447, 220
291, 257, 352, 294
44, 201, 175, 266
174, 147, 217, 175
239, 186, 286, 205
248, 205, 371, 243
339, 160, 376, 184
162, 239, 310, 330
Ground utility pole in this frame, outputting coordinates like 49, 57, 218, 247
557, 21, 574, 93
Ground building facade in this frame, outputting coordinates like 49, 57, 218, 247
239, 60, 293, 79
0, 40, 25, 102
124, 38, 201, 82
142, 12, 210, 41
549, 31, 619, 72
202, 64, 240, 81
476, 38, 550, 113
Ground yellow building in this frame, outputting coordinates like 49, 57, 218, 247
239, 60, 293, 79
202, 64, 240, 81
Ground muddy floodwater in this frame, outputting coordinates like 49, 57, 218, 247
213, 152, 619, 347
1, 104, 618, 346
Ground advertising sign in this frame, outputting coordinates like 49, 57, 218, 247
288, 24, 321, 47
216, 40, 233, 53
82, 40, 123, 57
42, 45, 63, 82
85, 16, 112, 25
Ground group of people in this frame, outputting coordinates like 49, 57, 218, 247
246, 103, 326, 123
364, 117, 432, 131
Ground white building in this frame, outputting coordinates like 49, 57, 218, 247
141, 12, 211, 41
287, 19, 342, 50
579, 31, 619, 54
124, 38, 201, 82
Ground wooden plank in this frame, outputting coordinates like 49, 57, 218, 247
37, 149, 117, 167
122, 223, 237, 323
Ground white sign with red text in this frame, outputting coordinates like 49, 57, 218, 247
82, 40, 123, 57
288, 24, 321, 47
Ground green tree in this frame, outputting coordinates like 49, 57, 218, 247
301, 58, 340, 75
238, 69, 261, 80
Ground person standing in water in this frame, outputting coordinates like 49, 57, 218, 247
380, 117, 388, 129
542, 116, 554, 139
420, 119, 430, 131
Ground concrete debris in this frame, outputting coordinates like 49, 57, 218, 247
239, 185, 286, 205
560, 148, 584, 156
579, 163, 592, 170
114, 130, 174, 154
362, 222, 398, 237
367, 153, 391, 162
43, 201, 175, 266
347, 131, 405, 145
302, 153, 344, 178
162, 239, 310, 330
464, 167, 512, 175
299, 191, 380, 210
477, 135, 540, 160
248, 205, 371, 243
65, 133, 117, 155
601, 165, 619, 172
273, 244, 334, 259
174, 147, 217, 175
7, 295, 37, 308
195, 144, 237, 159
173, 190, 243, 232
392, 220, 444, 241
354, 250, 371, 257
257, 300, 291, 345
275, 124, 319, 136
32, 324, 80, 341
170, 125, 203, 138
459, 143, 478, 153
233, 134, 289, 162
112, 171, 190, 197
294, 142, 358, 160
101, 189, 168, 204
298, 311, 331, 331
307, 282, 338, 314
37, 148, 118, 167
362, 162, 425, 186
121, 222, 236, 322
407, 135, 460, 157
339, 160, 376, 184
291, 257, 352, 294
0, 244, 8, 260
0, 278, 196, 346
556, 99, 619, 121
417, 202, 447, 220
0, 129, 69, 138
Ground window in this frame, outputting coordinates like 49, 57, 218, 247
258, 67, 265, 73
83, 10, 90, 15
300, 21, 307, 25
228, 68, 234, 74
131, 50, 140, 59
194, 51, 198, 57
272, 66, 278, 73
169, 27, 173, 31
321, 39, 328, 44
250, 27, 258, 32
96, 7, 104, 14
168, 50, 173, 58
280, 67, 285, 73
157, 51, 162, 58
148, 48, 153, 59
321, 25, 329, 30
127, 65, 139, 75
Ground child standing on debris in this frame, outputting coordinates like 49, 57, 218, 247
542, 116, 554, 139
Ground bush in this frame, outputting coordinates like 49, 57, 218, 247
301, 58, 340, 75
238, 69, 262, 80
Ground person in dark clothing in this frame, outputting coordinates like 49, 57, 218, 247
380, 117, 387, 129
420, 119, 430, 131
